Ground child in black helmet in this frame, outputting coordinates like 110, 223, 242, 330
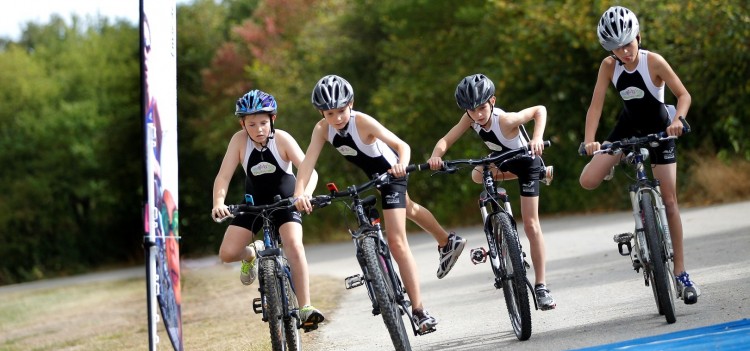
428, 73, 557, 311
294, 74, 467, 332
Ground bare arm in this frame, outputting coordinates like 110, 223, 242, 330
428, 114, 471, 169
651, 52, 691, 136
211, 131, 245, 220
500, 105, 548, 156
293, 120, 327, 213
276, 130, 319, 197
583, 57, 615, 154
357, 113, 410, 177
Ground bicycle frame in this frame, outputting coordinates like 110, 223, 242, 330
589, 119, 690, 324
310, 172, 433, 341
223, 195, 305, 350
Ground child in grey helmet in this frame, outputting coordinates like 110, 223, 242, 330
427, 73, 557, 311
579, 6, 699, 304
294, 75, 467, 332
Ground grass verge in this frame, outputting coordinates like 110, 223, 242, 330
0, 259, 343, 351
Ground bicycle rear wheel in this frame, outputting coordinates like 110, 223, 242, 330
362, 235, 411, 350
641, 192, 676, 324
282, 262, 301, 350
260, 260, 287, 350
493, 212, 532, 341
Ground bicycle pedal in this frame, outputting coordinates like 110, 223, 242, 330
613, 233, 634, 256
302, 323, 319, 333
252, 297, 263, 314
417, 327, 437, 336
470, 247, 488, 264
344, 274, 364, 289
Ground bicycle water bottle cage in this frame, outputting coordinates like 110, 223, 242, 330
245, 194, 254, 205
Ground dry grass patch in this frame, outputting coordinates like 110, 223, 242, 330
0, 259, 342, 351
683, 152, 750, 206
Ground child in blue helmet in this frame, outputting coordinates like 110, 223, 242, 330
427, 73, 557, 311
211, 89, 325, 328
579, 6, 699, 304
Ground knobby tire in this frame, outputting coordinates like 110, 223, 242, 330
261, 260, 287, 350
493, 212, 532, 340
641, 192, 676, 324
282, 261, 301, 350
362, 236, 411, 351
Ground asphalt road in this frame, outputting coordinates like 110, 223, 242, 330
303, 201, 750, 350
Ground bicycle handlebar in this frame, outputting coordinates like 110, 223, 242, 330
406, 141, 551, 173
579, 117, 691, 156
214, 196, 296, 223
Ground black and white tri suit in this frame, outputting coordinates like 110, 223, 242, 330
608, 49, 677, 164
327, 112, 407, 209
473, 108, 546, 197
230, 135, 302, 234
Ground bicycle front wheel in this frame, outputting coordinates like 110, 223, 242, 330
260, 259, 287, 351
282, 262, 301, 350
641, 192, 676, 324
362, 236, 411, 351
493, 212, 532, 341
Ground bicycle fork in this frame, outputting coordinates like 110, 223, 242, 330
613, 186, 674, 276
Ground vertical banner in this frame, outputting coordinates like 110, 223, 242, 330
141, 0, 181, 350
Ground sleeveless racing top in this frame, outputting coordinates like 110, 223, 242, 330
241, 136, 296, 204
472, 108, 530, 152
327, 112, 399, 178
612, 49, 672, 133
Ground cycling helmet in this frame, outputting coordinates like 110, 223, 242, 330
235, 89, 277, 116
597, 6, 640, 51
455, 74, 495, 110
311, 75, 354, 110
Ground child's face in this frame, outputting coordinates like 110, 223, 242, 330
241, 113, 274, 144
321, 104, 351, 130
612, 39, 639, 64
466, 97, 495, 126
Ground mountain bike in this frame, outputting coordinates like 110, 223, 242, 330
217, 195, 308, 351
308, 172, 436, 351
408, 142, 550, 341
580, 118, 691, 324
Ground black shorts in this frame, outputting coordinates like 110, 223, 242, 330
606, 120, 677, 165
230, 206, 302, 235
494, 153, 545, 197
378, 176, 408, 210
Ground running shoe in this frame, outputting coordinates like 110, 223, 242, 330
540, 165, 554, 186
239, 240, 264, 285
299, 305, 325, 330
411, 308, 438, 333
676, 271, 701, 304
436, 233, 466, 279
535, 284, 557, 311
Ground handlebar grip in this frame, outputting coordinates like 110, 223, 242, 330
543, 140, 551, 147
405, 163, 430, 173
679, 116, 691, 134
578, 142, 587, 156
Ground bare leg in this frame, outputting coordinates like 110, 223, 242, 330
519, 196, 546, 285
580, 152, 622, 190
218, 225, 255, 263
279, 222, 311, 306
405, 193, 450, 246
652, 163, 685, 274
383, 208, 423, 310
